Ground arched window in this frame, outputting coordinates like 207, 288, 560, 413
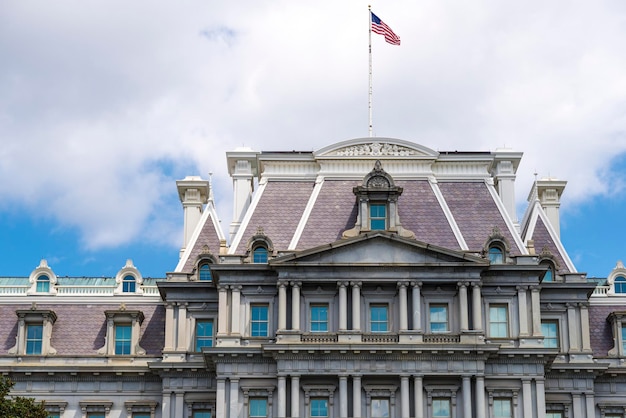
122, 275, 136, 293
488, 246, 504, 264
199, 263, 212, 281
253, 246, 268, 263
615, 276, 626, 294
36, 275, 50, 293
541, 262, 555, 282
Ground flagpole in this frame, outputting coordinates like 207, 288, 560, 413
368, 5, 373, 137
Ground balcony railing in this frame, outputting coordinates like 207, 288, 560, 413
0, 285, 160, 296
423, 333, 461, 344
362, 333, 400, 343
301, 333, 339, 343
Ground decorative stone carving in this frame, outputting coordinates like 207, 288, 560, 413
329, 142, 422, 157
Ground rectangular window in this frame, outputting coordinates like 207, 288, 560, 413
46, 414, 60, 418
193, 412, 211, 418
115, 324, 132, 355
489, 305, 509, 337
433, 398, 451, 418
370, 203, 387, 230
310, 398, 329, 417
371, 398, 390, 418
195, 320, 214, 351
249, 398, 268, 418
310, 304, 329, 332
87, 414, 105, 418
430, 304, 449, 333
251, 305, 269, 337
370, 304, 389, 332
545, 413, 563, 418
493, 399, 512, 418
542, 320, 560, 349
133, 415, 151, 418
25, 324, 43, 355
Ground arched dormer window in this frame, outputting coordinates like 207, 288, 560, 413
538, 248, 559, 283
615, 276, 626, 294
342, 160, 414, 239
541, 262, 555, 282
36, 275, 50, 293
114, 260, 143, 295
488, 246, 504, 264
253, 246, 268, 263
483, 227, 509, 265
122, 275, 136, 293
246, 228, 274, 264
199, 263, 212, 281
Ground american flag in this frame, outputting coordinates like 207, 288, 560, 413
371, 11, 401, 46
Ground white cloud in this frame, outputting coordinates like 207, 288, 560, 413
1, 0, 625, 251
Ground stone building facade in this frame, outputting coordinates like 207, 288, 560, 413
1, 137, 625, 418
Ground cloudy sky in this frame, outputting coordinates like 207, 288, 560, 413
1, 0, 625, 279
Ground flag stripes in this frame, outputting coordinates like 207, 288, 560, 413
371, 11, 400, 45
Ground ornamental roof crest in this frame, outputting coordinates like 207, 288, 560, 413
330, 141, 419, 157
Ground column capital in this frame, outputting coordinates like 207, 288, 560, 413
530, 285, 541, 292
410, 281, 423, 288
516, 285, 528, 291
177, 302, 189, 307
290, 281, 302, 288
350, 281, 362, 288
277, 280, 288, 289
578, 302, 589, 309
230, 285, 242, 291
217, 284, 229, 292
457, 281, 469, 288
472, 282, 482, 289
397, 281, 409, 289
337, 281, 349, 288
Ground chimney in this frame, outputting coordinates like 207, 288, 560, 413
226, 147, 259, 241
533, 178, 567, 238
176, 176, 209, 257
491, 149, 523, 229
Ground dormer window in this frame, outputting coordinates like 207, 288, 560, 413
253, 246, 268, 263
541, 261, 556, 282
483, 228, 509, 265
342, 160, 414, 239
616, 276, 626, 294
488, 246, 504, 264
199, 263, 213, 281
36, 275, 50, 293
122, 275, 136, 293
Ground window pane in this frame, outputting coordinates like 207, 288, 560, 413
433, 398, 451, 417
36, 275, 50, 292
87, 414, 105, 418
542, 321, 559, 348
199, 264, 212, 281
310, 305, 329, 332
193, 412, 211, 418
253, 247, 268, 263
370, 305, 389, 332
493, 399, 512, 418
543, 264, 554, 282
251, 305, 269, 337
489, 246, 504, 264
196, 320, 214, 351
26, 324, 43, 355
489, 305, 508, 337
616, 276, 626, 294
115, 325, 132, 355
372, 398, 390, 417
370, 203, 386, 230
310, 398, 329, 417
545, 413, 563, 418
122, 275, 136, 293
133, 415, 151, 418
250, 398, 268, 417
430, 305, 448, 332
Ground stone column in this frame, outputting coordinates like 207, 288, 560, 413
458, 282, 469, 331
218, 285, 229, 336
462, 376, 471, 418
339, 376, 348, 418
414, 376, 424, 418
580, 303, 592, 352
412, 282, 422, 331
277, 376, 286, 418
175, 393, 184, 418
278, 282, 287, 331
517, 286, 529, 337
291, 375, 300, 418
572, 393, 582, 418
216, 379, 226, 418
475, 376, 485, 418
291, 282, 301, 331
353, 375, 362, 418
230, 378, 239, 418
339, 282, 348, 331
161, 392, 171, 418
531, 286, 542, 337
584, 392, 595, 418
472, 283, 483, 331
398, 282, 409, 331
401, 375, 410, 418
522, 379, 532, 418
567, 303, 580, 351
231, 286, 242, 335
176, 303, 188, 351
164, 303, 175, 351
351, 282, 362, 330
536, 378, 546, 418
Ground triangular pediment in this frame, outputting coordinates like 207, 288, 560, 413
273, 232, 486, 266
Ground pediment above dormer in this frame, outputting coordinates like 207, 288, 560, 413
272, 231, 486, 267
